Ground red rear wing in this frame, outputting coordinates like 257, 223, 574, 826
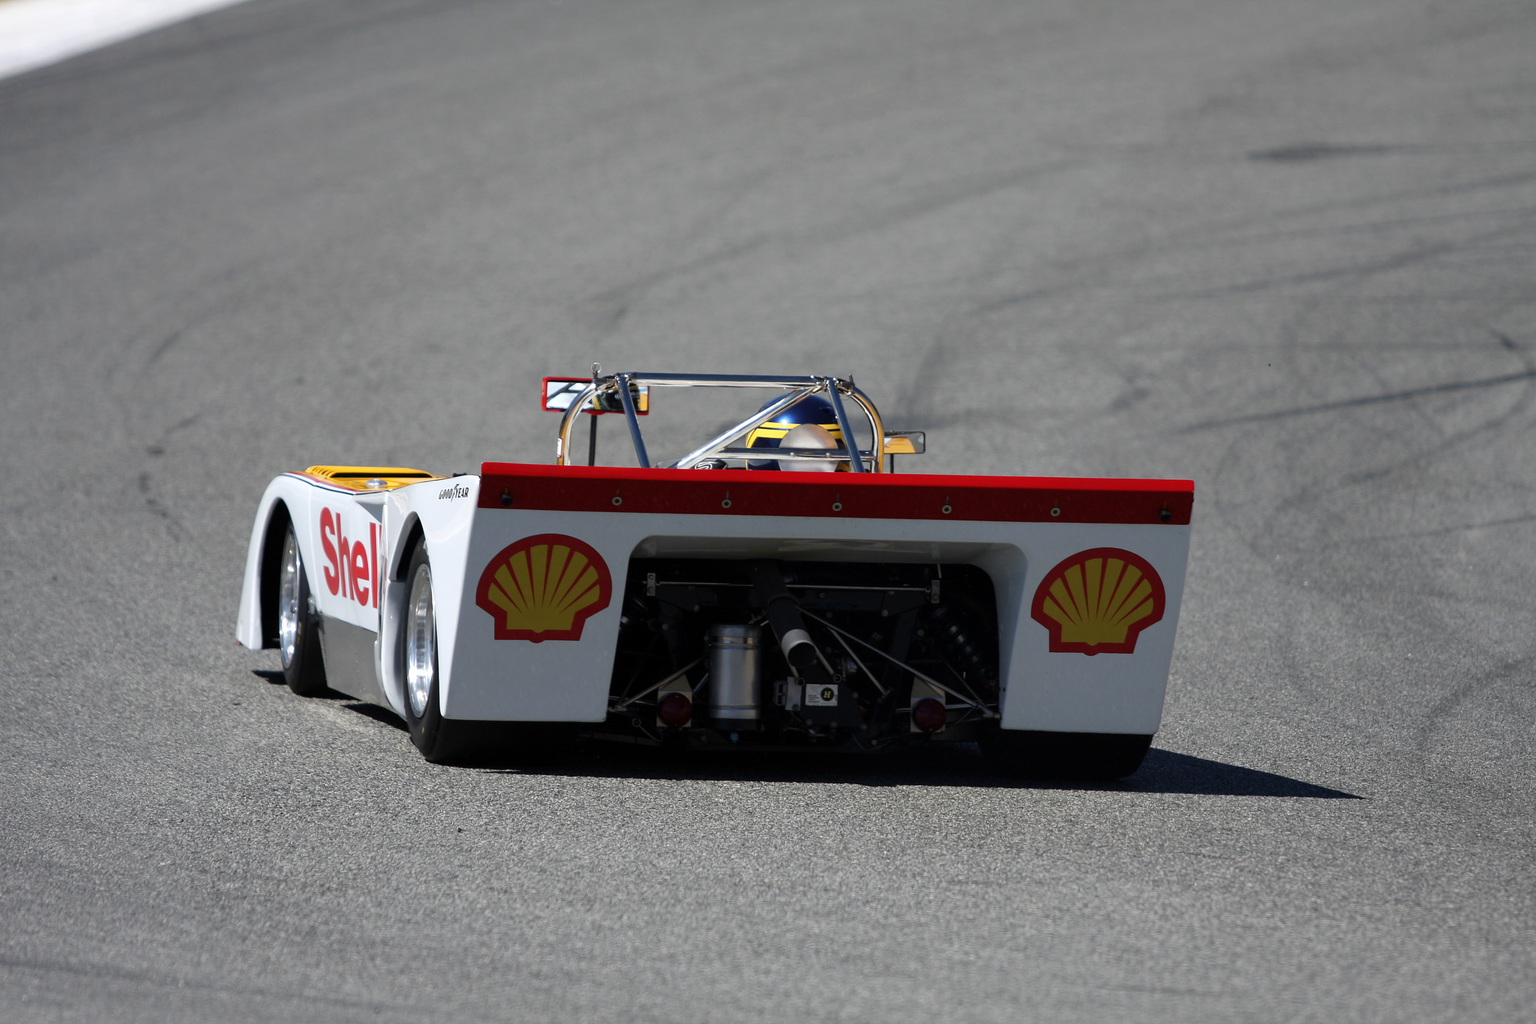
479, 463, 1192, 525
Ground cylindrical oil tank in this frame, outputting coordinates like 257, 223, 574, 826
708, 624, 762, 723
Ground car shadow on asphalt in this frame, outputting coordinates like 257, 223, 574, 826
252, 669, 398, 706
251, 671, 1357, 798
481, 741, 1360, 798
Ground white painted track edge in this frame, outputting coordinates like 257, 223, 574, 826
0, 0, 251, 80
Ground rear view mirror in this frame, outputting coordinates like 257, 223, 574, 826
543, 377, 650, 415
882, 431, 925, 455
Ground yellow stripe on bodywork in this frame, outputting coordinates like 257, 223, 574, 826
301, 466, 439, 491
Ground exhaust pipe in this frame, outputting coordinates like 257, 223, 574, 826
750, 561, 861, 727
751, 562, 822, 671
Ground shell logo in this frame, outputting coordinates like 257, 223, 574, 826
1031, 548, 1165, 655
475, 534, 612, 642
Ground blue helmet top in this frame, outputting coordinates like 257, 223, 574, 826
746, 395, 844, 449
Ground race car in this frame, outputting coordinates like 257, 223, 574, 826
234, 371, 1193, 778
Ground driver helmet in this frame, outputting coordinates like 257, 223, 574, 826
746, 395, 848, 472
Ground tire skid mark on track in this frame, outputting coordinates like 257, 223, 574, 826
0, 952, 411, 1016
1410, 653, 1536, 759
1181, 367, 1536, 431
1027, 171, 1536, 286
1369, 511, 1536, 541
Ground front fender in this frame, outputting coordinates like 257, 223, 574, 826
234, 475, 325, 650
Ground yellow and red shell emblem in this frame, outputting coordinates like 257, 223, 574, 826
476, 534, 612, 642
1031, 548, 1165, 655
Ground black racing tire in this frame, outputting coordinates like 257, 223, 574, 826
399, 542, 480, 764
980, 730, 1152, 781
399, 541, 577, 767
277, 523, 328, 696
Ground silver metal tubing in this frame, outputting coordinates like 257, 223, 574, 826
777, 626, 816, 664
622, 373, 836, 389
823, 380, 866, 473
654, 580, 752, 589
787, 583, 929, 593
715, 446, 849, 462
844, 384, 885, 475
616, 373, 652, 468
672, 385, 818, 469
553, 373, 889, 472
556, 381, 602, 465
822, 621, 887, 695
800, 610, 995, 714
612, 656, 705, 710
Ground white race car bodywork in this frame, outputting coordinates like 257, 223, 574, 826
236, 464, 1192, 736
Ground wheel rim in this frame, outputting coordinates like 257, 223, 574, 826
405, 563, 435, 719
278, 531, 302, 668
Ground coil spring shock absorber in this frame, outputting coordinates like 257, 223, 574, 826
926, 602, 996, 696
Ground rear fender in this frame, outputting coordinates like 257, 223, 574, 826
379, 479, 479, 719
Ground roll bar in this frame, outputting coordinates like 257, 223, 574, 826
553, 372, 888, 473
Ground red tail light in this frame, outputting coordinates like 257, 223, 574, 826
658, 692, 693, 727
912, 697, 946, 733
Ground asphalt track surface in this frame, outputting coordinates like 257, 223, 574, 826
2, 1, 1534, 1020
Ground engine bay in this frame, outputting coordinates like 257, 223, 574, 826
601, 558, 1001, 750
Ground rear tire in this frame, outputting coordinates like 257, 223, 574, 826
400, 542, 479, 764
980, 730, 1152, 781
277, 525, 328, 696
399, 541, 576, 767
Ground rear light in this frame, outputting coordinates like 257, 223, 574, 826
912, 697, 946, 733
658, 692, 693, 728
